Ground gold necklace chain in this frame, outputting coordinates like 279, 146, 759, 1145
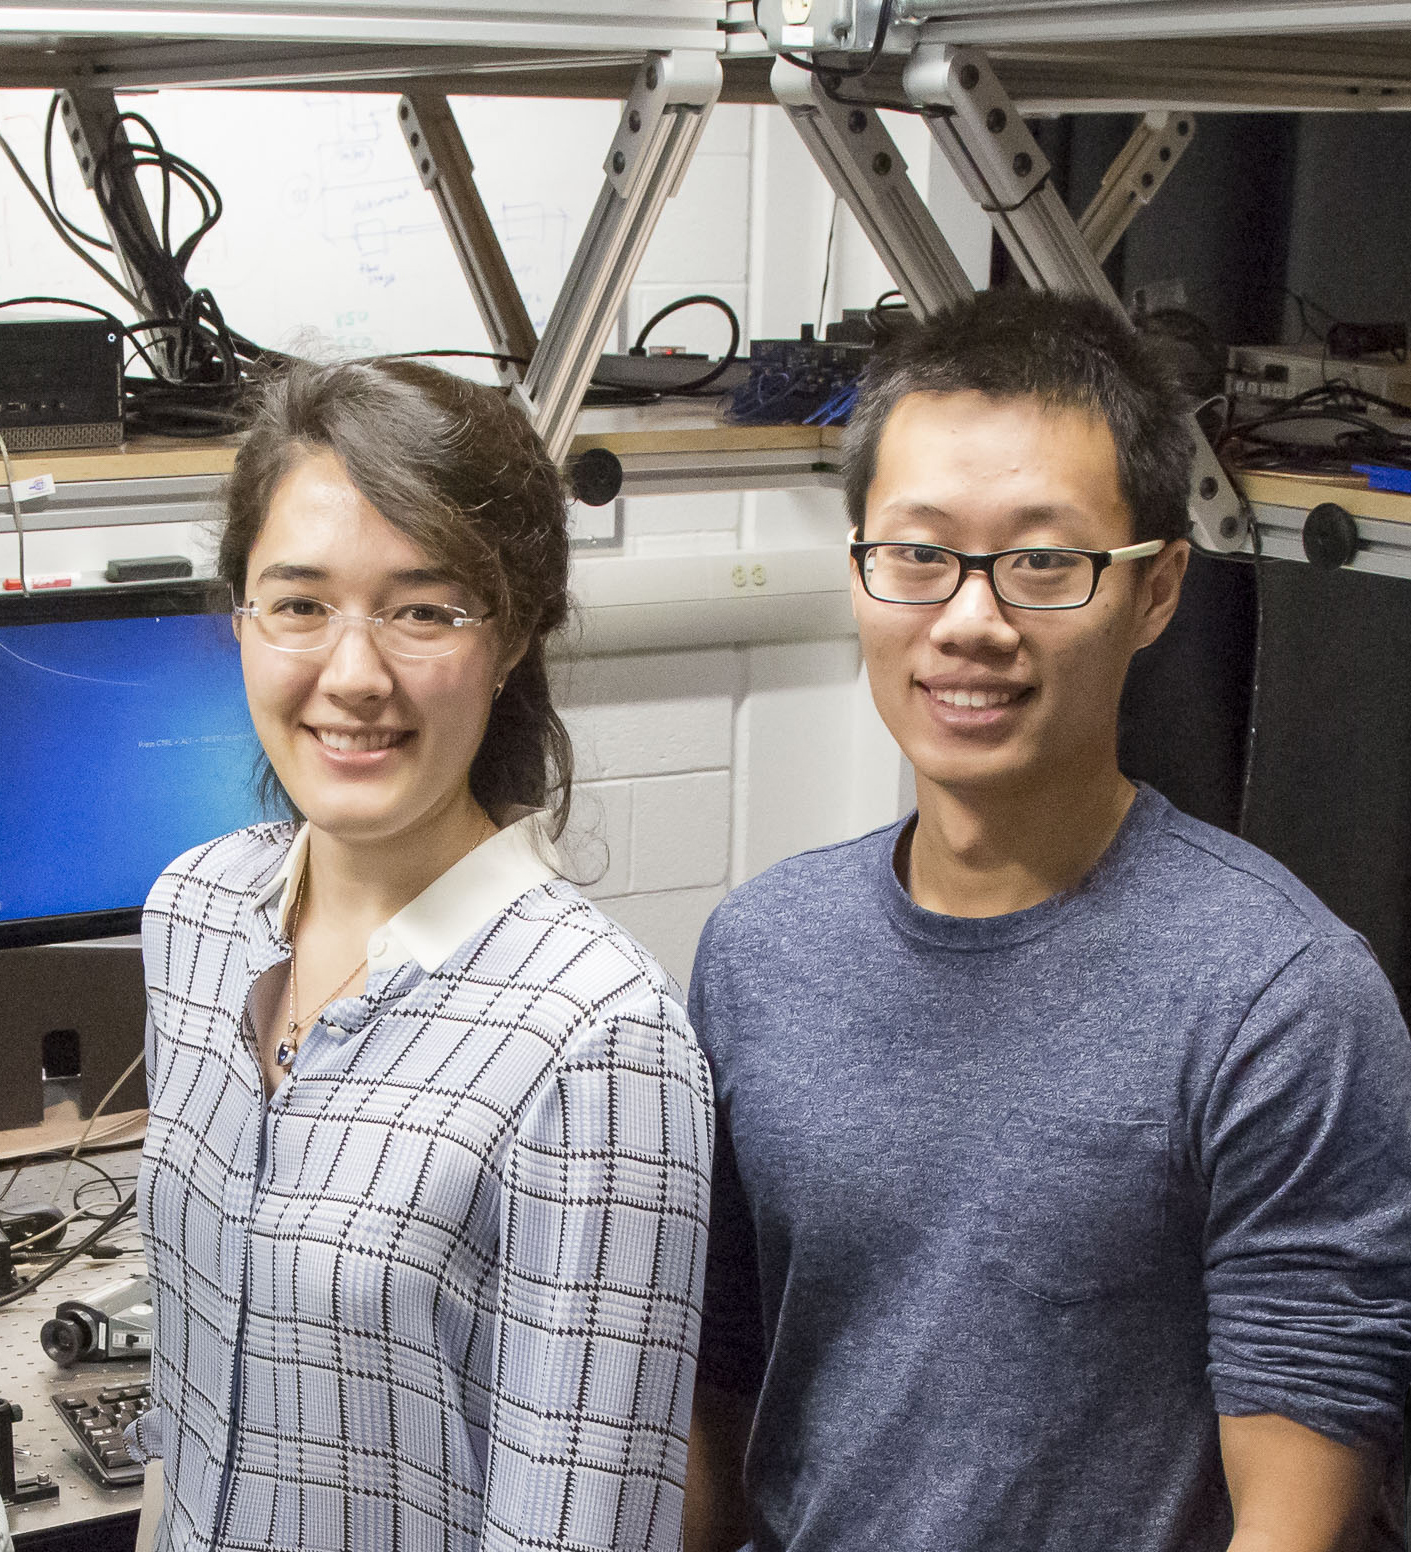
275, 810, 495, 1073
277, 869, 368, 1072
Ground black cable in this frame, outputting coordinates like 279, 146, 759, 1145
818, 197, 839, 332
865, 287, 915, 338
92, 110, 224, 317
0, 125, 140, 308
0, 1191, 137, 1308
385, 347, 529, 366
0, 1148, 128, 1205
6, 98, 282, 436
67, 1153, 126, 1196
394, 344, 701, 402
1218, 382, 1411, 476
73, 1172, 131, 1222
1280, 285, 1336, 345
630, 293, 742, 395
1236, 501, 1265, 839
0, 295, 119, 325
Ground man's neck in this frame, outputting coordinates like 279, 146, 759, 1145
906, 765, 1136, 919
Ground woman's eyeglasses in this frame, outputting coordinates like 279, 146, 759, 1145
232, 594, 489, 659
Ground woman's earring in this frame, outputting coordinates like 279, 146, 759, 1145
492, 681, 504, 702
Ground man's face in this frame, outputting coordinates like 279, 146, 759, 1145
852, 390, 1188, 801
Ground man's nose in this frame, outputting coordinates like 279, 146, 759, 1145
930, 568, 1022, 650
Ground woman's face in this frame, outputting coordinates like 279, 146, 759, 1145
239, 448, 513, 850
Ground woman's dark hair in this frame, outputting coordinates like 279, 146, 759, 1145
219, 356, 573, 836
843, 290, 1195, 545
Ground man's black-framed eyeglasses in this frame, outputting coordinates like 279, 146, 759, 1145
849, 538, 1166, 611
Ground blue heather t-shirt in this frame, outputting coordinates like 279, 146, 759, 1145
689, 785, 1411, 1552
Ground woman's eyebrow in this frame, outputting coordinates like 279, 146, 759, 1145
254, 562, 325, 585
389, 566, 456, 587
252, 563, 457, 587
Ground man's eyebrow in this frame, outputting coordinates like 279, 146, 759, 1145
876, 501, 1090, 527
1007, 503, 1091, 527
878, 501, 952, 522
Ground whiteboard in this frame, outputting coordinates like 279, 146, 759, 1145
0, 88, 620, 367
0, 87, 625, 537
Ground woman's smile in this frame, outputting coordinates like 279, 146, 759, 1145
239, 447, 506, 856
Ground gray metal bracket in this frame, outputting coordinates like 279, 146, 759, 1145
58, 89, 177, 368
510, 49, 722, 464
770, 57, 973, 319
1077, 110, 1195, 264
398, 92, 537, 387
902, 42, 1245, 552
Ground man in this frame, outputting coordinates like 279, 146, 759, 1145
685, 290, 1411, 1552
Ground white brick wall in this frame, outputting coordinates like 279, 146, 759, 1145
557, 648, 737, 781
553, 646, 735, 984
552, 627, 895, 986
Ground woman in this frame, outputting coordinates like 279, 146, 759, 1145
129, 359, 713, 1552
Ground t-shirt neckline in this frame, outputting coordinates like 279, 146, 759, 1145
877, 782, 1163, 952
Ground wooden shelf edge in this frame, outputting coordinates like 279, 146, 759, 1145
1236, 469, 1411, 528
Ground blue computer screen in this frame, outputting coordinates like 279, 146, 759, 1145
0, 591, 272, 938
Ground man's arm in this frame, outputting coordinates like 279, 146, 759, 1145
1199, 936, 1411, 1504
684, 1380, 755, 1552
1219, 1413, 1376, 1552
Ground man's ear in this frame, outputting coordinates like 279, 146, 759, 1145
1134, 538, 1190, 651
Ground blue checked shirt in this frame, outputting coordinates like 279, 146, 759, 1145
131, 816, 713, 1552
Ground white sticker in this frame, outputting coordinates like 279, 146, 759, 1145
781, 24, 815, 46
5, 472, 55, 502
781, 0, 813, 21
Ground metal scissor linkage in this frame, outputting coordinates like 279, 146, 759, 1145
902, 43, 1243, 551
511, 49, 722, 463
767, 25, 1244, 552
400, 50, 721, 465
1077, 110, 1195, 265
399, 92, 539, 389
56, 40, 721, 482
770, 60, 973, 318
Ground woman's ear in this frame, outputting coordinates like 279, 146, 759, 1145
495, 632, 531, 687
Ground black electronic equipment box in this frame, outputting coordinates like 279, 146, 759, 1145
0, 945, 147, 1131
0, 314, 123, 453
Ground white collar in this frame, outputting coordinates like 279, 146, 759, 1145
253, 813, 560, 974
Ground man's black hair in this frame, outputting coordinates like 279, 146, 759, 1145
842, 290, 1195, 544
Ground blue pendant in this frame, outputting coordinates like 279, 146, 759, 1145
275, 1037, 297, 1070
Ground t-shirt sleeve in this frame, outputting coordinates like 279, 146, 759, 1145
1201, 932, 1411, 1449
689, 918, 768, 1399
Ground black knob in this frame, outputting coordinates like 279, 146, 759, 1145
568, 448, 623, 508
1301, 502, 1360, 569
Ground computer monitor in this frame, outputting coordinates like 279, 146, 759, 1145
0, 580, 276, 949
